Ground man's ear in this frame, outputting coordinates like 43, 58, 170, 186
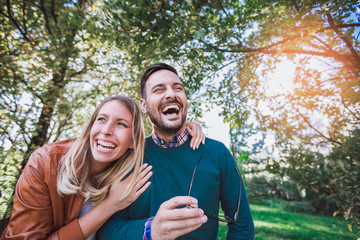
140, 98, 147, 114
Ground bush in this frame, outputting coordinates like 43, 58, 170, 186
247, 175, 301, 202
264, 129, 360, 235
328, 129, 360, 234
281, 200, 316, 214
246, 175, 271, 201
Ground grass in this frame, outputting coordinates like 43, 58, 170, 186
217, 204, 358, 240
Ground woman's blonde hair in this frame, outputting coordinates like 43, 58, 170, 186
57, 95, 145, 204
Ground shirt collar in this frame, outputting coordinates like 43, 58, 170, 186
152, 129, 189, 148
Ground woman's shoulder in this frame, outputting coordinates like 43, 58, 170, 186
40, 138, 75, 155
27, 138, 75, 174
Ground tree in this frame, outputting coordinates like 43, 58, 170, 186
267, 128, 360, 233
104, 0, 359, 146
0, 0, 138, 230
1, 0, 359, 234
103, 0, 359, 230
328, 128, 360, 233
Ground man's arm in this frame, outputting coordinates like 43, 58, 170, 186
98, 197, 207, 240
221, 149, 255, 240
98, 209, 147, 239
150, 196, 207, 240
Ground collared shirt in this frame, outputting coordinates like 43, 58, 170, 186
143, 129, 189, 240
151, 129, 189, 148
143, 216, 154, 240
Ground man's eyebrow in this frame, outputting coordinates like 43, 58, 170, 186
151, 83, 164, 91
173, 82, 184, 87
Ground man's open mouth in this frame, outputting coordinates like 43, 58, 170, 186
161, 105, 180, 116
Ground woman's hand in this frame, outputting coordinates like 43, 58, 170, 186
186, 122, 205, 150
106, 164, 153, 212
78, 164, 152, 238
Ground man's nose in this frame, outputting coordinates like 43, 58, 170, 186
164, 88, 176, 99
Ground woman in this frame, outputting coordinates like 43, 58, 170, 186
1, 95, 204, 240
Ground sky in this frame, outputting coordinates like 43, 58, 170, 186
200, 58, 298, 150
201, 105, 230, 147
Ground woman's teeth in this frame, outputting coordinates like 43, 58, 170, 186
97, 140, 115, 149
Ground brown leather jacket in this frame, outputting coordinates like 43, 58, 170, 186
1, 139, 85, 240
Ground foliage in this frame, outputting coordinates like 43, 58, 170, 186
0, 0, 138, 225
1, 0, 359, 236
103, 2, 359, 227
267, 147, 339, 214
104, 0, 359, 147
266, 128, 360, 234
0, 150, 23, 217
247, 175, 302, 202
328, 128, 360, 234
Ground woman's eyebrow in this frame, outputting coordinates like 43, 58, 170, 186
97, 113, 131, 124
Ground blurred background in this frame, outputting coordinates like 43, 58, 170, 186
1, 0, 359, 238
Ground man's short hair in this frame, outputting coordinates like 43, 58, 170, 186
140, 63, 178, 98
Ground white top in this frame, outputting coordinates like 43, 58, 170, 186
79, 197, 95, 240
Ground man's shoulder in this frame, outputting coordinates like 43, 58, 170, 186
203, 137, 227, 150
145, 135, 153, 142
144, 136, 154, 147
197, 137, 233, 160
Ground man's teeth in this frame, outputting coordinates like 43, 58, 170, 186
97, 140, 115, 148
162, 105, 179, 112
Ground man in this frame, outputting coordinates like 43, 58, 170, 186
99, 63, 254, 239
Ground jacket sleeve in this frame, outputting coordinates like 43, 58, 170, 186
220, 148, 255, 240
1, 149, 85, 240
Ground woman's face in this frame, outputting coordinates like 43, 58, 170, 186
89, 100, 134, 174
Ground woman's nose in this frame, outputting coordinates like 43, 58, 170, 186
101, 123, 113, 135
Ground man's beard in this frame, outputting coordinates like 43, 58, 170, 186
147, 108, 187, 134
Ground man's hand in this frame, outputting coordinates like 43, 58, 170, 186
151, 196, 208, 240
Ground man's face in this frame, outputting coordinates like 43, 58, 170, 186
140, 70, 187, 136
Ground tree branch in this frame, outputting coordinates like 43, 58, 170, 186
341, 96, 360, 121
38, 0, 53, 36
237, 56, 261, 95
216, 0, 229, 17
313, 35, 336, 53
16, 74, 44, 104
325, 13, 360, 71
291, 0, 300, 12
22, 0, 27, 35
51, 0, 58, 26
4, 0, 31, 42
295, 108, 342, 145
198, 35, 299, 53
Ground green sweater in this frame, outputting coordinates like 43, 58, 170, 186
99, 137, 254, 239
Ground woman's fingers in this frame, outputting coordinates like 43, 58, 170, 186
186, 122, 206, 150
136, 164, 152, 181
134, 165, 153, 192
135, 181, 151, 198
